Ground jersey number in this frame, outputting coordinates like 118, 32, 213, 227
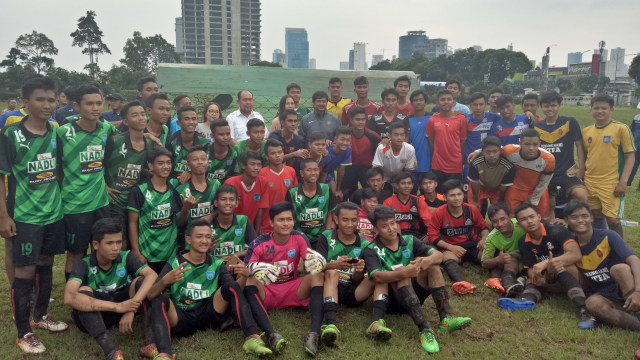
21, 242, 32, 256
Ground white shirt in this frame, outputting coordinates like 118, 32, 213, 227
372, 142, 417, 181
226, 109, 266, 141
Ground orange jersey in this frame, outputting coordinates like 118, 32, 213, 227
258, 165, 298, 232
502, 144, 554, 209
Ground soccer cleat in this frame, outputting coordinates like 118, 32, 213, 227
106, 350, 124, 360
578, 309, 597, 329
16, 332, 46, 354
303, 331, 320, 356
504, 282, 524, 298
140, 343, 159, 358
320, 324, 340, 347
30, 315, 68, 332
439, 316, 472, 331
153, 353, 175, 360
366, 319, 392, 342
267, 332, 287, 353
484, 278, 505, 295
243, 336, 273, 356
452, 281, 476, 295
419, 329, 439, 353
497, 297, 536, 311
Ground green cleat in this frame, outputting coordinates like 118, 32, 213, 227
266, 332, 287, 353
243, 336, 273, 357
419, 329, 439, 354
439, 316, 472, 331
303, 331, 320, 356
320, 324, 341, 347
366, 319, 393, 342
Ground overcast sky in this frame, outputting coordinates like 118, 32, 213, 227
1, 0, 639, 74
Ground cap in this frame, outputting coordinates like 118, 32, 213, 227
106, 93, 124, 101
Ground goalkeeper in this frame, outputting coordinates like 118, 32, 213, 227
244, 201, 329, 357
146, 218, 281, 359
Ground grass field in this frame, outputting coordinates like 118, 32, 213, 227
1, 105, 640, 359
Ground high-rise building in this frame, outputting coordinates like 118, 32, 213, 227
348, 50, 354, 70
567, 52, 583, 66
353, 42, 367, 70
339, 61, 350, 70
594, 48, 608, 61
272, 49, 286, 65
371, 54, 384, 66
309, 58, 316, 70
175, 17, 185, 55
285, 28, 309, 68
426, 38, 448, 59
399, 31, 428, 59
181, 0, 260, 65
607, 47, 628, 80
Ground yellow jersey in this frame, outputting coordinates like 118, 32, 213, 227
582, 120, 635, 182
327, 97, 351, 119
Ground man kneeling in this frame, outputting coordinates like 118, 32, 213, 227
363, 206, 471, 354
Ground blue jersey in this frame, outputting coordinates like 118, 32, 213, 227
465, 112, 500, 156
489, 114, 531, 146
408, 115, 431, 172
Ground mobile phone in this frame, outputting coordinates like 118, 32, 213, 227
347, 258, 359, 264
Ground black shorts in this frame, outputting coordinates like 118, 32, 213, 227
72, 287, 131, 332
147, 261, 167, 275
432, 170, 462, 194
173, 297, 229, 337
12, 219, 65, 266
106, 204, 129, 246
65, 206, 109, 253
459, 241, 481, 264
338, 281, 363, 307
548, 173, 585, 197
387, 278, 431, 314
343, 165, 370, 195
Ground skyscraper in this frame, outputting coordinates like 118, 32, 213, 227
181, 0, 261, 65
309, 58, 317, 70
399, 31, 428, 59
567, 52, 583, 66
272, 49, 286, 65
285, 28, 309, 68
371, 54, 384, 66
175, 17, 185, 59
426, 39, 448, 59
353, 42, 367, 70
339, 61, 350, 70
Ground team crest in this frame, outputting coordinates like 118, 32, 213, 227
588, 137, 592, 143
496, 125, 503, 131
603, 136, 611, 143
596, 249, 604, 258
318, 196, 325, 203
51, 139, 56, 148
557, 129, 564, 135
353, 249, 362, 258
402, 249, 412, 259
235, 228, 243, 236
547, 242, 554, 251
444, 221, 450, 228
253, 194, 261, 201
206, 270, 216, 280
116, 267, 126, 278
226, 159, 233, 165
288, 249, 296, 258
410, 206, 417, 213
465, 218, 472, 226
284, 179, 291, 187
269, 182, 274, 188
102, 134, 107, 143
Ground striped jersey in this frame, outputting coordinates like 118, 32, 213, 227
206, 145, 237, 182
315, 229, 369, 284
175, 178, 221, 229
364, 234, 434, 276
211, 215, 257, 260
69, 250, 146, 294
165, 131, 209, 176
285, 183, 337, 243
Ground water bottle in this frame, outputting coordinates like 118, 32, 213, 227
621, 220, 639, 227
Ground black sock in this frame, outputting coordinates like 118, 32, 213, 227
521, 283, 541, 303
12, 278, 33, 338
501, 270, 517, 289
609, 223, 624, 239
442, 259, 464, 282
150, 295, 173, 355
397, 285, 429, 331
430, 286, 451, 321
142, 300, 154, 345
309, 286, 324, 334
220, 282, 258, 337
557, 271, 586, 308
76, 310, 114, 356
33, 265, 53, 320
323, 297, 338, 325
243, 286, 274, 337
372, 296, 388, 322
616, 309, 640, 331
65, 272, 71, 281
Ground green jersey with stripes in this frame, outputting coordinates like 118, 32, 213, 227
0, 119, 62, 225
57, 120, 114, 214
175, 178, 221, 227
211, 215, 258, 260
206, 145, 237, 182
364, 234, 434, 277
285, 183, 337, 243
316, 229, 370, 284
104, 132, 154, 208
164, 252, 225, 310
144, 124, 169, 147
233, 140, 268, 173
69, 250, 146, 294
128, 180, 182, 262
165, 131, 208, 176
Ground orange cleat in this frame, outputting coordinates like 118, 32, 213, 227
452, 281, 476, 295
484, 278, 505, 295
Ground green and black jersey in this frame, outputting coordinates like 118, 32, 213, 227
363, 234, 434, 277
175, 179, 221, 228
0, 118, 62, 225
159, 251, 233, 310
165, 131, 208, 176
57, 119, 114, 214
206, 145, 237, 182
211, 215, 258, 260
233, 140, 268, 173
68, 250, 146, 294
144, 124, 169, 147
285, 183, 337, 243
128, 179, 182, 262
316, 229, 370, 284
104, 132, 154, 209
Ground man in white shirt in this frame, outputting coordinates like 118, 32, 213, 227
226, 90, 265, 145
372, 122, 417, 181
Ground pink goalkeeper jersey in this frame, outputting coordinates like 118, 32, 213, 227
245, 231, 311, 284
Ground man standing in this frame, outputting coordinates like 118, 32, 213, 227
406, 90, 432, 189
341, 76, 382, 126
490, 95, 532, 146
168, 94, 192, 135
258, 139, 298, 233
224, 151, 269, 233
165, 106, 208, 179
343, 107, 380, 198
299, 91, 341, 144
2, 98, 18, 114
369, 88, 408, 140
430, 80, 470, 114
227, 90, 266, 145
287, 83, 310, 118
394, 75, 414, 115
144, 93, 171, 147
102, 94, 124, 125
137, 77, 159, 102
327, 77, 351, 119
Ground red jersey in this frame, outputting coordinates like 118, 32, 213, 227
224, 175, 269, 223
425, 114, 468, 173
383, 194, 431, 236
341, 100, 382, 126
258, 165, 298, 232
245, 231, 311, 284
350, 129, 382, 166
357, 207, 375, 242
427, 203, 488, 245
397, 102, 415, 116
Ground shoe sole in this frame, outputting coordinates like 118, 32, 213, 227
273, 339, 287, 353
497, 298, 536, 310
578, 322, 596, 330
505, 283, 524, 298
321, 331, 337, 347
367, 330, 392, 342
304, 346, 317, 357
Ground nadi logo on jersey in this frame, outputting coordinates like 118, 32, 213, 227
402, 249, 412, 259
300, 208, 323, 221
116, 267, 126, 278
27, 153, 56, 185
288, 249, 296, 258
206, 270, 216, 280
80, 145, 105, 174
208, 169, 226, 180
181, 282, 210, 300
190, 201, 213, 218
117, 164, 142, 186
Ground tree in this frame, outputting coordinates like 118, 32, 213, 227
576, 75, 609, 93
0, 31, 58, 73
629, 54, 640, 85
121, 32, 180, 73
71, 11, 111, 76
482, 49, 532, 84
251, 61, 282, 67
0, 64, 36, 98
45, 66, 93, 90
555, 78, 574, 94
